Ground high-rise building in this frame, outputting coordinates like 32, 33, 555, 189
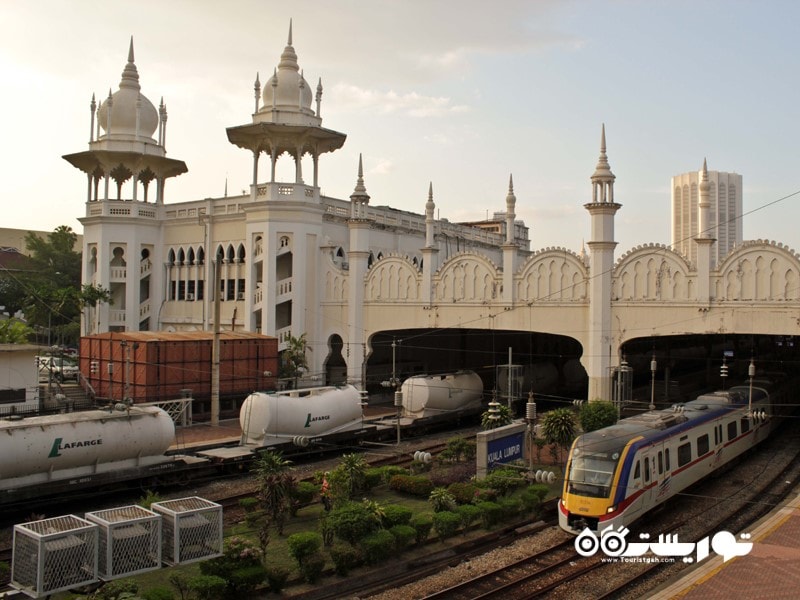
671, 167, 742, 267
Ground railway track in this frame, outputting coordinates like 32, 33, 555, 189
419, 538, 590, 599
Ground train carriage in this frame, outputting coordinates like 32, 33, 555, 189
559, 381, 784, 534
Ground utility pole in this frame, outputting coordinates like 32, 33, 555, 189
211, 257, 221, 426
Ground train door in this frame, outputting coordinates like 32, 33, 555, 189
639, 449, 654, 509
652, 444, 669, 503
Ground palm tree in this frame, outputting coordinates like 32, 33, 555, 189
281, 332, 310, 389
540, 407, 577, 469
254, 450, 296, 535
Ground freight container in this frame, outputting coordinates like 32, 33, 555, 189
79, 332, 278, 407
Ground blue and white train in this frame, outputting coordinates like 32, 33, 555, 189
559, 378, 793, 533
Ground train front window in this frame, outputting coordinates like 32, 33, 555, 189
568, 451, 620, 499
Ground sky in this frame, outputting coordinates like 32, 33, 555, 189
2, 0, 800, 255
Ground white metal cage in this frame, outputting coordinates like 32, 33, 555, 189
150, 497, 222, 565
11, 515, 98, 598
85, 505, 162, 580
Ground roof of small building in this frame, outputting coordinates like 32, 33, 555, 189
82, 331, 276, 342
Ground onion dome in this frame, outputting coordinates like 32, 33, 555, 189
96, 38, 159, 139
261, 21, 314, 113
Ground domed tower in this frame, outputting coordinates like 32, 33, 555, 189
63, 39, 187, 334
226, 21, 346, 198
230, 22, 348, 346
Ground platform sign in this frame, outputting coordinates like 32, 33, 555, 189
475, 422, 528, 479
487, 432, 524, 468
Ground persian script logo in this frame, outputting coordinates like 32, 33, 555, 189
48, 437, 104, 458
575, 526, 753, 564
304, 413, 331, 428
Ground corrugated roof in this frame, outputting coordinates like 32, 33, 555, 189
83, 331, 276, 342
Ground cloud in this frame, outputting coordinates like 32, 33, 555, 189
368, 158, 394, 175
330, 83, 469, 117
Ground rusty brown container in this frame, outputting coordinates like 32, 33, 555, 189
80, 332, 278, 406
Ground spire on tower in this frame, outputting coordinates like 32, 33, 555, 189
590, 124, 616, 203
349, 153, 370, 207
288, 18, 293, 46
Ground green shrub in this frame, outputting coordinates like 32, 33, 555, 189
477, 501, 503, 528
455, 503, 482, 531
238, 496, 259, 513
483, 467, 525, 496
287, 531, 323, 565
429, 487, 457, 512
199, 536, 262, 596
298, 550, 327, 584
409, 512, 433, 545
389, 524, 417, 550
293, 480, 318, 505
91, 579, 138, 599
364, 467, 384, 489
498, 496, 522, 520
389, 474, 434, 497
188, 575, 227, 600
228, 564, 267, 595
447, 482, 480, 505
264, 565, 290, 593
360, 529, 395, 565
380, 465, 408, 481
432, 511, 461, 540
141, 587, 174, 600
472, 487, 498, 503
519, 483, 549, 512
328, 501, 381, 544
329, 542, 362, 576
381, 504, 414, 528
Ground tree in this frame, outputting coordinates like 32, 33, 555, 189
280, 332, 310, 388
254, 450, 296, 535
80, 283, 113, 335
0, 319, 33, 343
540, 407, 577, 467
12, 226, 83, 346
579, 400, 618, 432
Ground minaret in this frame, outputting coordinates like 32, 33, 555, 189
347, 156, 372, 387
227, 22, 346, 197
63, 39, 187, 335
584, 124, 621, 401
502, 175, 517, 303
421, 183, 439, 303
695, 158, 715, 302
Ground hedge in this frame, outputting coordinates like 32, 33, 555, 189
329, 542, 363, 576
409, 513, 433, 545
389, 524, 417, 551
287, 531, 323, 565
381, 504, 414, 528
360, 529, 396, 565
432, 510, 461, 540
389, 474, 434, 497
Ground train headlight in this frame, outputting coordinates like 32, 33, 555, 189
607, 506, 616, 514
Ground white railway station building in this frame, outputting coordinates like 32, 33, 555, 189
63, 28, 800, 402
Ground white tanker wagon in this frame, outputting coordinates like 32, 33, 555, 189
239, 384, 365, 446
401, 370, 484, 418
0, 406, 176, 491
